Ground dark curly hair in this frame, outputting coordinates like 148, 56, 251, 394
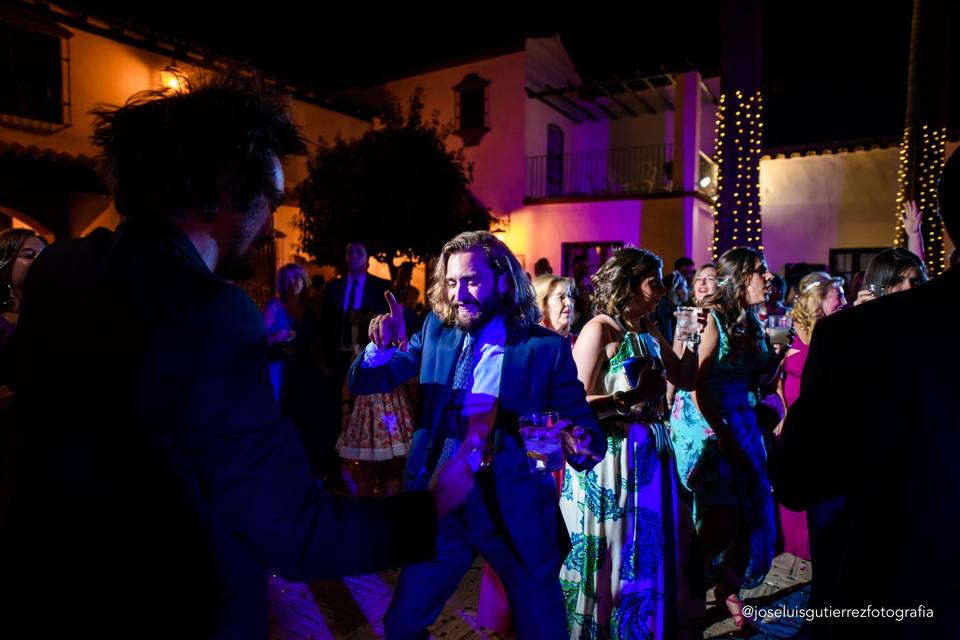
702, 246, 767, 354
91, 74, 306, 220
590, 247, 663, 319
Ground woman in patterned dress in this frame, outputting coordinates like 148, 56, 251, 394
337, 373, 415, 497
560, 247, 703, 640
670, 247, 786, 631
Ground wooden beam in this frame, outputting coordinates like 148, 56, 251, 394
544, 84, 599, 122
611, 73, 657, 114
573, 84, 618, 120
525, 87, 582, 124
700, 77, 718, 105
590, 80, 637, 117
643, 77, 674, 110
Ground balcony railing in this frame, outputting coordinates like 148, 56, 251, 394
526, 144, 674, 199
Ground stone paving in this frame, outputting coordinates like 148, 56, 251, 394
269, 553, 812, 639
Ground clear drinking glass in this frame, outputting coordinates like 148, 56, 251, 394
767, 315, 793, 346
519, 411, 563, 473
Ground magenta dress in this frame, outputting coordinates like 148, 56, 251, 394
779, 339, 811, 560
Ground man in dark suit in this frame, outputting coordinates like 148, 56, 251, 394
321, 240, 392, 381
770, 151, 960, 638
0, 78, 476, 639
350, 231, 606, 639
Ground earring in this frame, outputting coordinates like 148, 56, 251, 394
0, 281, 13, 308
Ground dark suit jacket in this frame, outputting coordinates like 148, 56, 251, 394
770, 268, 959, 638
320, 272, 391, 371
1, 217, 436, 639
349, 313, 605, 573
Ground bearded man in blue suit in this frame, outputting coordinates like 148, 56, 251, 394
350, 231, 605, 639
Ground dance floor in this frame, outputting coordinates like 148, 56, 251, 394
269, 553, 812, 639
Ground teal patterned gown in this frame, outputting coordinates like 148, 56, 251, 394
669, 311, 776, 590
559, 323, 703, 640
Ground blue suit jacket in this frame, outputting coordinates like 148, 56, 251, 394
349, 312, 604, 569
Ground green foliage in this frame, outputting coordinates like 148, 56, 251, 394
296, 89, 493, 267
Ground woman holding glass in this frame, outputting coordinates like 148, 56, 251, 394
560, 247, 702, 640
854, 247, 927, 305
670, 247, 785, 631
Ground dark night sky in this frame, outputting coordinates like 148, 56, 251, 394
51, 0, 929, 149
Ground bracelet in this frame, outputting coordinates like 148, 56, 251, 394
612, 391, 630, 416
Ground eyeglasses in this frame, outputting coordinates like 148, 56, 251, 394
267, 189, 284, 214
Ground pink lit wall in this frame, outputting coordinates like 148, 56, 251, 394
382, 51, 529, 217
524, 37, 609, 158
692, 200, 715, 266
500, 200, 643, 274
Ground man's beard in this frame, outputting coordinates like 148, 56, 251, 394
453, 288, 503, 331
215, 253, 256, 282
215, 233, 271, 282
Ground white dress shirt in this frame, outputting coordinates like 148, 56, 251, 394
362, 315, 507, 417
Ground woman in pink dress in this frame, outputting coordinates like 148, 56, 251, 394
776, 272, 846, 559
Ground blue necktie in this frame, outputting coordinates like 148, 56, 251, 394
452, 332, 475, 392
433, 332, 475, 474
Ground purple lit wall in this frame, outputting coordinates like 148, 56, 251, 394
501, 200, 643, 274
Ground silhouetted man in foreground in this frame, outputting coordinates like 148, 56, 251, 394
1, 77, 476, 639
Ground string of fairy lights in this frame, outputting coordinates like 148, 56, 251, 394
894, 124, 947, 275
711, 89, 764, 260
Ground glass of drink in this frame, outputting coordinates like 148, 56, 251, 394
519, 411, 564, 473
868, 283, 885, 298
674, 306, 701, 342
767, 315, 793, 346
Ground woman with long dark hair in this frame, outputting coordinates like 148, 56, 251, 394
1, 228, 46, 387
0, 229, 46, 347
670, 247, 784, 630
560, 247, 702, 639
854, 247, 927, 305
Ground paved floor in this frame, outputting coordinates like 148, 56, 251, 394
269, 553, 812, 639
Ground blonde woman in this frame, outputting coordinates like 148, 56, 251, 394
775, 272, 846, 561
534, 274, 577, 338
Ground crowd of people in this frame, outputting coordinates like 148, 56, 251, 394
1, 76, 957, 640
